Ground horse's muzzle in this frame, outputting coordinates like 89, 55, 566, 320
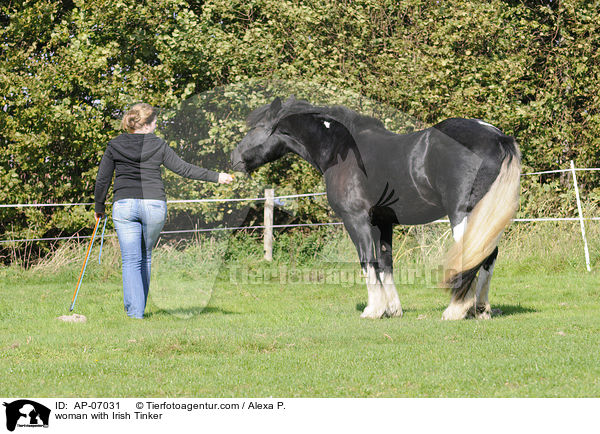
230, 150, 248, 174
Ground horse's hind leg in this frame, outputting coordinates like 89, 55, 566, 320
442, 248, 498, 320
442, 214, 477, 320
442, 277, 478, 320
474, 247, 498, 319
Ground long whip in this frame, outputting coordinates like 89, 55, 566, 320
98, 216, 108, 264
69, 216, 101, 312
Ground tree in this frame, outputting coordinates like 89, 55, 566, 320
2, 0, 600, 261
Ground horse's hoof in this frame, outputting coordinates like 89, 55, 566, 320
441, 305, 469, 320
360, 306, 385, 319
385, 305, 403, 318
476, 304, 492, 320
476, 311, 492, 320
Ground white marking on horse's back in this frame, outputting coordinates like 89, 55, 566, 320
476, 120, 501, 133
323, 121, 331, 129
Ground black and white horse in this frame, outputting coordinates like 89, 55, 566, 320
231, 97, 520, 320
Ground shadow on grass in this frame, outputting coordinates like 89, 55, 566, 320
493, 304, 536, 317
147, 306, 241, 318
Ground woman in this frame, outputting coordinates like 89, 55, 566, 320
94, 103, 234, 319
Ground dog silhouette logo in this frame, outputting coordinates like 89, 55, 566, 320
3, 400, 50, 431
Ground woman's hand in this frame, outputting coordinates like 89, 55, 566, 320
218, 173, 235, 184
95, 212, 104, 220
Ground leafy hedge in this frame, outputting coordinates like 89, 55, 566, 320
1, 0, 599, 251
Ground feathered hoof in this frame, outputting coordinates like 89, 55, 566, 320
475, 304, 492, 320
441, 302, 472, 320
360, 305, 386, 319
385, 303, 403, 318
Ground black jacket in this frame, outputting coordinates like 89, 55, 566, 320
94, 133, 219, 213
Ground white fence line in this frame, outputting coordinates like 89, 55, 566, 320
3, 217, 600, 245
0, 192, 329, 209
570, 161, 592, 271
1, 164, 599, 271
0, 222, 347, 244
0, 167, 596, 209
522, 168, 600, 176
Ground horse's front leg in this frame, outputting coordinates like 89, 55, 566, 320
361, 264, 388, 319
343, 215, 388, 319
377, 223, 402, 318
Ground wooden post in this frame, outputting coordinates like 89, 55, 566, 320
264, 188, 274, 261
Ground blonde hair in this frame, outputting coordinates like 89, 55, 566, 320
121, 103, 157, 133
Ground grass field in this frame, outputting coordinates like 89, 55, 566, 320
1, 223, 599, 397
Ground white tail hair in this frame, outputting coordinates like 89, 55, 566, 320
444, 151, 521, 298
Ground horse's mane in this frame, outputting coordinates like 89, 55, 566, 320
247, 97, 386, 135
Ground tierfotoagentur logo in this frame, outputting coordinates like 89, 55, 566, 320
3, 400, 50, 431
229, 263, 446, 288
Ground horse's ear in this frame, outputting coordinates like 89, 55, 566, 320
269, 97, 282, 116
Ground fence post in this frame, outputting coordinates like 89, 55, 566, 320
570, 160, 591, 272
264, 188, 274, 261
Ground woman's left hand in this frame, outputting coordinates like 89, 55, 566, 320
218, 173, 235, 184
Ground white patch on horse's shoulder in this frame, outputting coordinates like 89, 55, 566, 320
323, 121, 331, 129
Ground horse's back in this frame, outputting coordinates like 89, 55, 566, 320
424, 118, 519, 225
430, 118, 517, 160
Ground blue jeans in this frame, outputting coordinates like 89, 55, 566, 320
112, 199, 167, 318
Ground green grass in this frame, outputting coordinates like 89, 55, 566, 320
1, 224, 600, 397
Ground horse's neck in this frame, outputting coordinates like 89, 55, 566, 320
280, 111, 368, 173
280, 116, 331, 173
286, 138, 327, 173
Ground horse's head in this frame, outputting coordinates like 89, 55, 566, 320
231, 97, 290, 173
232, 96, 366, 176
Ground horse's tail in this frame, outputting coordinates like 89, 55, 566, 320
444, 137, 521, 299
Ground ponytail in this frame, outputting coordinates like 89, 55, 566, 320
121, 103, 157, 133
